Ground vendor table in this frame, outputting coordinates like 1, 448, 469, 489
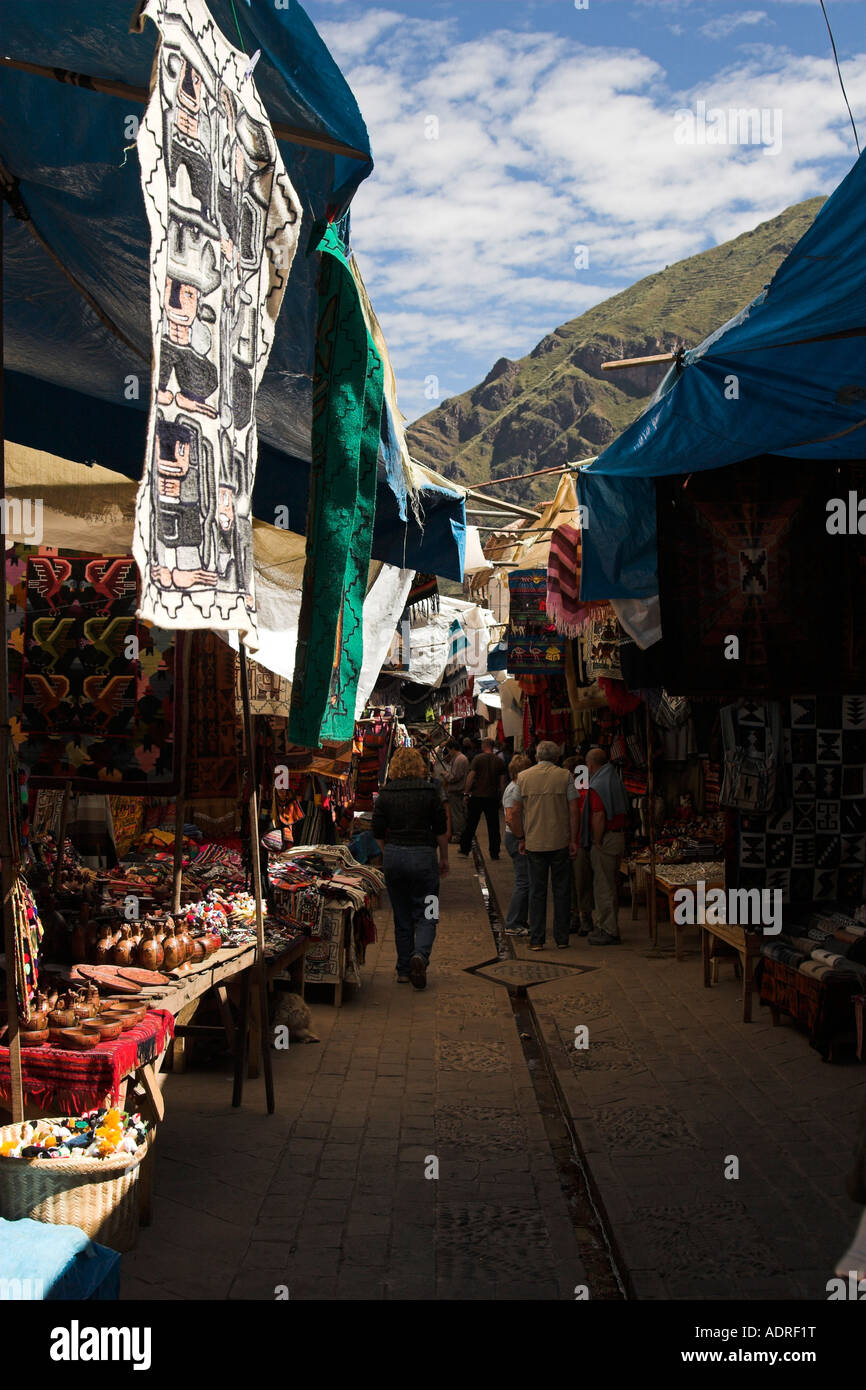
649, 863, 725, 960
701, 921, 762, 1022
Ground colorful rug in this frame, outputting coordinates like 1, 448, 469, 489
7, 547, 181, 791
133, 0, 301, 646
735, 693, 866, 906
186, 631, 240, 798
405, 572, 439, 618
289, 221, 384, 746
507, 568, 564, 673
657, 459, 866, 693
546, 524, 586, 636
238, 659, 292, 718
585, 605, 623, 680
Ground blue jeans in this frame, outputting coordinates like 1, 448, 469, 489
504, 829, 529, 930
526, 846, 572, 946
383, 844, 440, 973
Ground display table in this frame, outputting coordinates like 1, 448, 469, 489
759, 956, 861, 1059
701, 921, 762, 1022
651, 862, 726, 960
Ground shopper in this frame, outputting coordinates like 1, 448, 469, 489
511, 741, 581, 950
564, 754, 594, 936
502, 753, 532, 935
442, 741, 469, 841
459, 738, 506, 859
372, 746, 448, 989
581, 747, 629, 946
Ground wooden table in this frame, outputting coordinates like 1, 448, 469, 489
649, 864, 726, 960
701, 921, 762, 1022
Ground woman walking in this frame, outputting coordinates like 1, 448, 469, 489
502, 753, 532, 935
372, 747, 449, 989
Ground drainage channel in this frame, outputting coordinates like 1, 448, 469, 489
470, 842, 628, 1301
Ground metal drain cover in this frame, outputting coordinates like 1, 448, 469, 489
471, 958, 595, 988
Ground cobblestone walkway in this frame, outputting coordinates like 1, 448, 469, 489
121, 852, 589, 1300
484, 850, 865, 1301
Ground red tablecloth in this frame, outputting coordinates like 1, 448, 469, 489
0, 1010, 174, 1112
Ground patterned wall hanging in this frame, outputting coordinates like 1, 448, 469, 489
506, 569, 565, 673
7, 547, 181, 792
289, 221, 385, 747
236, 657, 292, 718
186, 631, 240, 798
133, 0, 301, 646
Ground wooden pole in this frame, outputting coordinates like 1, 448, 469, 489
467, 459, 596, 491
238, 644, 274, 1115
0, 57, 370, 162
0, 197, 24, 1119
601, 351, 678, 371
646, 701, 658, 949
52, 781, 73, 894
171, 635, 192, 915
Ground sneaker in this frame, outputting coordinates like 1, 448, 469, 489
396, 973, 410, 983
409, 953, 428, 989
587, 930, 622, 946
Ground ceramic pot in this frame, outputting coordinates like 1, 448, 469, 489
84, 984, 102, 1016
190, 937, 207, 963
93, 925, 117, 965
83, 1017, 123, 1042
57, 1028, 98, 1051
101, 1010, 139, 1032
134, 924, 164, 971
111, 925, 135, 968
72, 992, 92, 1022
161, 923, 183, 971
176, 921, 194, 965
20, 1008, 49, 1032
48, 997, 76, 1028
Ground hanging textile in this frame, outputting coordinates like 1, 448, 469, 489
656, 459, 866, 694
507, 569, 565, 673
11, 875, 43, 1022
546, 524, 588, 637
186, 631, 240, 798
133, 0, 301, 646
445, 619, 468, 678
237, 659, 292, 718
7, 546, 181, 792
405, 573, 439, 619
584, 605, 624, 680
289, 221, 385, 746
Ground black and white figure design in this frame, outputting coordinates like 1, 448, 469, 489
134, 0, 301, 643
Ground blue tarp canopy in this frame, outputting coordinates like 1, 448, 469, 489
578, 150, 866, 600
0, 0, 465, 579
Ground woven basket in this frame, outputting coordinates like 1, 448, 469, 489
0, 1122, 148, 1252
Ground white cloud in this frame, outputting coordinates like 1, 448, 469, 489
316, 11, 865, 421
700, 11, 769, 41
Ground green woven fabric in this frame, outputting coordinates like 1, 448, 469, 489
289, 224, 384, 746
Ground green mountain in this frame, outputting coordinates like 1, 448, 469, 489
407, 197, 825, 507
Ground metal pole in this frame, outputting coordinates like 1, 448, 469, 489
239, 643, 274, 1114
0, 196, 24, 1118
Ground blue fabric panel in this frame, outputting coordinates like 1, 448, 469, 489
0, 1217, 121, 1301
578, 472, 658, 599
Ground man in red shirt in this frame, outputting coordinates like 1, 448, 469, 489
582, 747, 629, 946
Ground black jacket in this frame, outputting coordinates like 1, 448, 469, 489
372, 778, 447, 847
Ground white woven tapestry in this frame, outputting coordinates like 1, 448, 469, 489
133, 0, 301, 647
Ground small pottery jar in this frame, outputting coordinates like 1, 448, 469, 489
93, 923, 117, 965
84, 983, 102, 1016
134, 924, 165, 971
127, 920, 143, 951
20, 1003, 49, 1032
190, 936, 207, 964
48, 995, 76, 1028
176, 920, 194, 965
72, 991, 92, 1022
161, 920, 183, 971
111, 925, 135, 968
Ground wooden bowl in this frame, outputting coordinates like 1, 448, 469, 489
83, 1017, 123, 1041
56, 1028, 99, 1050
19, 1029, 50, 1048
101, 1010, 139, 1032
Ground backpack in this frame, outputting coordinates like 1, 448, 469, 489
719, 701, 782, 813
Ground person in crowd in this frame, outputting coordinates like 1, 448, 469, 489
581, 746, 630, 946
564, 754, 594, 936
459, 737, 506, 860
441, 740, 469, 841
502, 753, 532, 935
510, 740, 581, 950
372, 746, 449, 989
428, 750, 453, 841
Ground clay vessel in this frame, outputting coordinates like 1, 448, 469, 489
84, 983, 102, 1016
48, 995, 76, 1028
19, 1029, 49, 1048
190, 936, 207, 963
72, 991, 92, 1022
111, 925, 134, 968
93, 924, 117, 965
83, 1017, 123, 1042
20, 1005, 49, 1032
57, 1028, 98, 1051
175, 920, 194, 965
161, 920, 183, 971
134, 924, 164, 971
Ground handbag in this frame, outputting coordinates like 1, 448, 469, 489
719, 701, 782, 813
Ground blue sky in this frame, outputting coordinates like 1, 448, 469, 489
304, 0, 865, 421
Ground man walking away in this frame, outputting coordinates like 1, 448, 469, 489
581, 747, 629, 946
459, 738, 506, 860
442, 741, 469, 841
511, 741, 580, 950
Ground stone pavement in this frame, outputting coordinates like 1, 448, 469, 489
484, 846, 866, 1301
121, 849, 591, 1300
